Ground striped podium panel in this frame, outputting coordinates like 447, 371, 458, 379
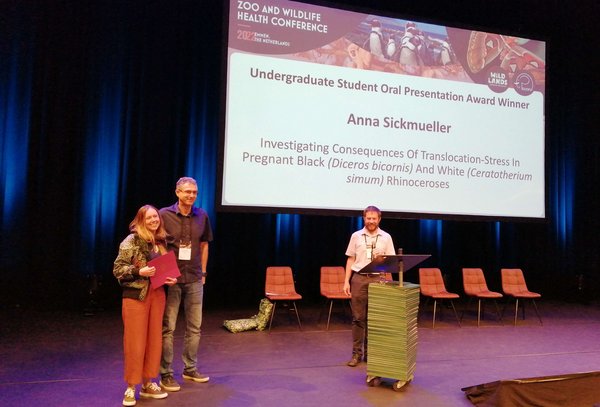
367, 281, 420, 383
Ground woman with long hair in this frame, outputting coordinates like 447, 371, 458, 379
113, 205, 177, 406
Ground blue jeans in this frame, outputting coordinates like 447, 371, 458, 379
160, 281, 203, 376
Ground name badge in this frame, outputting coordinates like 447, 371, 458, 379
179, 241, 192, 261
367, 244, 373, 261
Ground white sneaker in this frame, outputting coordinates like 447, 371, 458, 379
122, 387, 136, 406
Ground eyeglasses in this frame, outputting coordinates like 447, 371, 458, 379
177, 189, 198, 195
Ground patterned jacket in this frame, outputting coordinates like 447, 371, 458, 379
113, 233, 152, 301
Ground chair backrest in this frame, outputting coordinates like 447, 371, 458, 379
462, 268, 491, 295
265, 266, 297, 295
320, 266, 345, 295
501, 268, 529, 294
419, 268, 447, 296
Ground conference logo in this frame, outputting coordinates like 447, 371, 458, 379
485, 66, 509, 93
512, 71, 535, 96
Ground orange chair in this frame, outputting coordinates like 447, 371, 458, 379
319, 266, 351, 330
419, 268, 461, 328
501, 268, 543, 326
461, 268, 503, 326
265, 266, 302, 332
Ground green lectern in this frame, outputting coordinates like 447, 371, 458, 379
363, 253, 430, 391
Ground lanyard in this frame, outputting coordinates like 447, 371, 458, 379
363, 234, 379, 248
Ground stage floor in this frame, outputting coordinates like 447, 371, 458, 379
1, 299, 600, 406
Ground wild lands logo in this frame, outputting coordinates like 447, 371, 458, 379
485, 66, 509, 93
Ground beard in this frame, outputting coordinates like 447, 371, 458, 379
365, 223, 379, 233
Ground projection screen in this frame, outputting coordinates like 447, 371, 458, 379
219, 0, 546, 220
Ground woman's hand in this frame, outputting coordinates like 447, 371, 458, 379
139, 266, 156, 277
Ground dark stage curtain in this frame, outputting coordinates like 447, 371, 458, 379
1, 0, 598, 310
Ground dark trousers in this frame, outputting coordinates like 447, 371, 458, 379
350, 273, 381, 357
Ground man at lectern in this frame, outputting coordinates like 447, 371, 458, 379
343, 205, 395, 367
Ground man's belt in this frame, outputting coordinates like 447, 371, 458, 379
354, 271, 381, 278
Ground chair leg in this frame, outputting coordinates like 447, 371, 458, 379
460, 297, 473, 322
343, 300, 351, 318
493, 300, 503, 324
318, 297, 329, 325
477, 299, 481, 327
423, 297, 431, 309
292, 301, 302, 330
449, 300, 461, 327
268, 301, 277, 333
532, 299, 543, 325
432, 299, 437, 329
326, 300, 334, 330
513, 298, 519, 326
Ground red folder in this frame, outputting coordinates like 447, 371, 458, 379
148, 250, 181, 289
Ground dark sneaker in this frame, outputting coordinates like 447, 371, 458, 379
160, 375, 181, 392
140, 382, 168, 399
122, 386, 136, 406
347, 355, 361, 367
183, 370, 210, 383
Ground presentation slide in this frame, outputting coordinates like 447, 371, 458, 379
221, 0, 546, 219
